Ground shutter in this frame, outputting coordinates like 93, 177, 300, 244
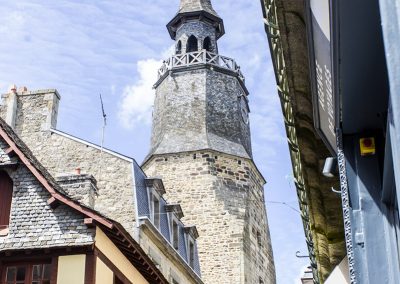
0, 171, 13, 226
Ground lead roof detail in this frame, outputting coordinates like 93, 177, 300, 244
179, 0, 219, 17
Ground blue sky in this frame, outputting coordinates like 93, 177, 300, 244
0, 0, 310, 282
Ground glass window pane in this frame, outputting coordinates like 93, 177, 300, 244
43, 264, 51, 280
16, 267, 26, 281
32, 265, 41, 280
6, 267, 16, 281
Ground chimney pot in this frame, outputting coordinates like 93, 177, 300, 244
18, 86, 28, 93
75, 168, 81, 175
9, 84, 17, 93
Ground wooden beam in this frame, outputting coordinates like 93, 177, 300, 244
5, 147, 14, 155
47, 197, 60, 209
84, 218, 95, 228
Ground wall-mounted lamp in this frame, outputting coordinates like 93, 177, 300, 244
322, 157, 338, 178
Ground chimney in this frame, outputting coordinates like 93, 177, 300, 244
2, 85, 18, 128
56, 174, 98, 208
9, 84, 17, 93
0, 88, 60, 137
18, 86, 28, 93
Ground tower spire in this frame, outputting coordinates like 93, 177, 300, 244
167, 0, 224, 40
179, 0, 219, 17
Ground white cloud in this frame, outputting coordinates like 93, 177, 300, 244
117, 58, 161, 129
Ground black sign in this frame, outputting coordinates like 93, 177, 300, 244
307, 1, 337, 154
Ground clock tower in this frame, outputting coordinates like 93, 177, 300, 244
143, 0, 276, 283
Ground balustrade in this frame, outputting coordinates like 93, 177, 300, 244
157, 50, 245, 82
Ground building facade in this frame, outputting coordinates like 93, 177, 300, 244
262, 0, 400, 283
0, 117, 167, 284
142, 0, 276, 283
0, 86, 203, 283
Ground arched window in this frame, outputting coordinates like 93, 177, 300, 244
176, 40, 182, 54
187, 35, 198, 53
203, 37, 212, 52
0, 171, 13, 231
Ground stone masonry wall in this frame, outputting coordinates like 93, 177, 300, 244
28, 132, 136, 235
0, 91, 137, 234
143, 150, 276, 284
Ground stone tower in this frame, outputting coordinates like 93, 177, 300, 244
143, 0, 276, 283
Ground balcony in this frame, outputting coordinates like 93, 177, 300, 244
157, 50, 245, 83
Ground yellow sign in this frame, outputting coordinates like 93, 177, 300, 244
360, 137, 376, 156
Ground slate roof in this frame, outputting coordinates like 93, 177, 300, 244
179, 0, 219, 17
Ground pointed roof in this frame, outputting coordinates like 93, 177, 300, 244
179, 0, 219, 17
167, 0, 225, 40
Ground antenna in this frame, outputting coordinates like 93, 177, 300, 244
98, 94, 107, 182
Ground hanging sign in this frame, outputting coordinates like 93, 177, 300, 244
307, 0, 337, 154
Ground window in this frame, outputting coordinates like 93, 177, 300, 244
186, 35, 198, 53
257, 231, 262, 247
203, 37, 212, 52
0, 171, 13, 235
4, 264, 51, 284
152, 195, 160, 229
176, 41, 182, 54
172, 220, 179, 250
188, 240, 195, 268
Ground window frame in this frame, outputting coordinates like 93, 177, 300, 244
148, 190, 161, 229
0, 170, 14, 236
171, 218, 180, 251
1, 260, 53, 284
186, 236, 195, 268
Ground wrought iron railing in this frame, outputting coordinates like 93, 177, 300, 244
157, 50, 245, 82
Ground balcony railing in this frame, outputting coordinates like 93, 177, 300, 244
157, 50, 245, 82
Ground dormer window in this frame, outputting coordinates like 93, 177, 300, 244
172, 220, 179, 250
184, 226, 199, 269
0, 171, 13, 235
151, 194, 160, 229
188, 239, 195, 268
187, 35, 198, 53
145, 178, 166, 229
